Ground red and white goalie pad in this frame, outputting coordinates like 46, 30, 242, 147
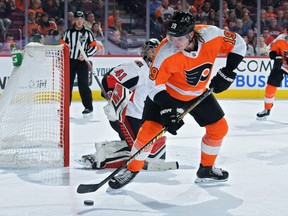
76, 136, 168, 169
103, 83, 131, 122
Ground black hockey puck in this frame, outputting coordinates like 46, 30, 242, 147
84, 200, 94, 206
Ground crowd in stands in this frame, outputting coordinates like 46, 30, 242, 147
0, 0, 287, 56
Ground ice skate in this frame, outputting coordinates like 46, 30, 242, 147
82, 108, 93, 118
195, 164, 229, 184
256, 109, 270, 120
108, 169, 139, 189
75, 154, 96, 169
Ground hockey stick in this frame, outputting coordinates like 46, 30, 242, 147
77, 43, 134, 141
77, 43, 178, 171
77, 88, 214, 194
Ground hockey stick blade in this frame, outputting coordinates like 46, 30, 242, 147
77, 184, 100, 193
76, 88, 213, 194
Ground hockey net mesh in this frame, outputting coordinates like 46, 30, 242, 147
0, 43, 69, 167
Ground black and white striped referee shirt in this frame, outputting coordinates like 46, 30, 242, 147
61, 26, 97, 60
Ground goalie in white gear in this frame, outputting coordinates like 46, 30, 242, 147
77, 38, 168, 169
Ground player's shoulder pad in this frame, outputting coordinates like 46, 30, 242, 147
196, 25, 222, 42
275, 33, 287, 41
153, 38, 180, 68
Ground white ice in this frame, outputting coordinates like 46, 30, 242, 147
1, 99, 288, 216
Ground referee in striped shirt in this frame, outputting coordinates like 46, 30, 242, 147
61, 11, 97, 116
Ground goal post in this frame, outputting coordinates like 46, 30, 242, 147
0, 42, 70, 167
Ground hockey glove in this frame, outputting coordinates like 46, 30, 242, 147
209, 67, 236, 93
160, 107, 184, 135
273, 56, 283, 70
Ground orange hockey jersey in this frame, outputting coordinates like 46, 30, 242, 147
148, 25, 246, 101
267, 34, 288, 73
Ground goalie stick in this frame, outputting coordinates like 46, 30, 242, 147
77, 88, 214, 194
76, 43, 178, 171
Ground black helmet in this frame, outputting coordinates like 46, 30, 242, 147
75, 11, 84, 18
167, 11, 195, 37
141, 38, 160, 65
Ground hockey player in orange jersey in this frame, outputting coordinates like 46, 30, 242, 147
256, 28, 288, 120
108, 11, 246, 189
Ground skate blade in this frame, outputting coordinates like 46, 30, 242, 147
83, 114, 93, 118
256, 116, 268, 120
195, 177, 228, 184
106, 186, 124, 194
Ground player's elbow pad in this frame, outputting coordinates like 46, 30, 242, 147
269, 51, 278, 60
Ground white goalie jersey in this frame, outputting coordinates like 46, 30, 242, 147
106, 58, 150, 120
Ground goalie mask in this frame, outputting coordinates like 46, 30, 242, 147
141, 38, 160, 66
167, 11, 195, 37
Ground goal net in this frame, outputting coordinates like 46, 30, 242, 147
0, 43, 70, 167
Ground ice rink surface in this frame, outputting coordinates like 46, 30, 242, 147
1, 99, 288, 216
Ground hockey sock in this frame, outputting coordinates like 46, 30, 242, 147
264, 84, 277, 110
127, 121, 163, 172
200, 118, 228, 166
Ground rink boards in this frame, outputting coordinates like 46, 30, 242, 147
1, 56, 287, 100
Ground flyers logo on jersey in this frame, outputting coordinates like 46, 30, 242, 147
185, 63, 213, 86
149, 67, 159, 80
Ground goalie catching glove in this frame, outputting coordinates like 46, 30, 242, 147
209, 67, 236, 93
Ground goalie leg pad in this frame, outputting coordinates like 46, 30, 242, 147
94, 140, 130, 169
146, 136, 167, 162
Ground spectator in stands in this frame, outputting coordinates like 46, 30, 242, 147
23, 9, 40, 40
199, 0, 214, 19
150, 0, 162, 18
242, 36, 256, 56
276, 10, 285, 31
193, 0, 204, 10
234, 1, 243, 19
29, 0, 44, 21
256, 36, 268, 56
262, 28, 274, 45
177, 1, 193, 12
266, 6, 276, 19
109, 30, 127, 49
110, 17, 127, 36
68, 11, 74, 29
268, 18, 282, 39
242, 12, 254, 36
260, 9, 268, 34
246, 28, 256, 49
91, 21, 104, 41
43, 0, 61, 21
155, 0, 174, 37
94, 0, 105, 26
0, 32, 14, 54
189, 6, 201, 24
230, 18, 245, 36
84, 11, 95, 30
0, 0, 11, 35
206, 8, 219, 26
15, 0, 30, 11
108, 9, 120, 28
6, 0, 17, 12
38, 13, 57, 37
56, 18, 65, 37
227, 0, 237, 10
221, 0, 229, 20
226, 9, 237, 29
